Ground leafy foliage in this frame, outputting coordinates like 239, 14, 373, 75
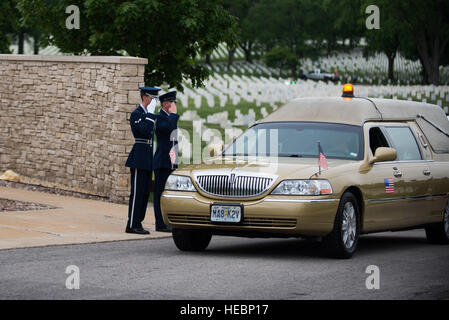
0, 0, 20, 53
362, 0, 403, 81
18, 0, 237, 90
391, 0, 449, 85
4, 0, 448, 86
264, 47, 299, 77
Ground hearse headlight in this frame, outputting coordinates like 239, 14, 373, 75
271, 180, 333, 195
165, 175, 196, 191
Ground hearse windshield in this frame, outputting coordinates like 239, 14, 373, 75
223, 122, 364, 160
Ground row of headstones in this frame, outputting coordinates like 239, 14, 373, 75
176, 124, 238, 160
208, 59, 435, 86
182, 105, 270, 128
300, 51, 424, 82
206, 50, 427, 80
179, 73, 286, 109
199, 44, 441, 80
183, 75, 449, 111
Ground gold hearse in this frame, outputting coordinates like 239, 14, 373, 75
161, 85, 449, 258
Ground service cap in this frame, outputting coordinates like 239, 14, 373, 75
139, 86, 161, 98
159, 91, 177, 103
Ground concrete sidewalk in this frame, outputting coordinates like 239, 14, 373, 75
0, 186, 171, 250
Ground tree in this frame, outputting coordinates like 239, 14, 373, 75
239, 14, 258, 63
0, 0, 20, 53
391, 0, 449, 85
18, 0, 237, 90
12, 25, 44, 55
222, 0, 241, 69
363, 0, 402, 82
223, 0, 258, 63
264, 47, 299, 78
249, 0, 321, 76
333, 0, 365, 49
315, 0, 342, 55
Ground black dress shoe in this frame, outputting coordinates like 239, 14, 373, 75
155, 225, 172, 233
125, 227, 150, 235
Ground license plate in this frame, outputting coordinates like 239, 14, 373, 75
210, 204, 242, 223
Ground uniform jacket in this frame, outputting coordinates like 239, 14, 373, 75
125, 105, 156, 171
153, 109, 179, 170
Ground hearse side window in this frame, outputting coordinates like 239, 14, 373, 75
384, 127, 422, 161
369, 127, 389, 155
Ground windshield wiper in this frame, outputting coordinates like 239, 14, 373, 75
280, 154, 304, 158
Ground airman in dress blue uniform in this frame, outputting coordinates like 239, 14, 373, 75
153, 91, 179, 232
125, 86, 160, 234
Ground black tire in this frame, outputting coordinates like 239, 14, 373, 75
425, 200, 449, 244
172, 229, 212, 252
322, 192, 360, 259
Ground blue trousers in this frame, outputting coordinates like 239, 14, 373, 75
127, 168, 151, 229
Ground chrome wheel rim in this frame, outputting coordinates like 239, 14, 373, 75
342, 202, 357, 249
444, 202, 449, 235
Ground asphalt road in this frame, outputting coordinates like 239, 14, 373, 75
0, 229, 448, 300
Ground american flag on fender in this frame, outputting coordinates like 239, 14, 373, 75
318, 143, 328, 171
384, 178, 395, 193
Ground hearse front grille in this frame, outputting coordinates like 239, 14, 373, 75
194, 173, 277, 198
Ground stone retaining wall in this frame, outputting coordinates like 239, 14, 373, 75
0, 55, 148, 203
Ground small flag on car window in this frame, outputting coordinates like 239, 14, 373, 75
318, 142, 328, 172
169, 147, 176, 165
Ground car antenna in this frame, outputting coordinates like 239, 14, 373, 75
318, 141, 321, 176
358, 96, 383, 120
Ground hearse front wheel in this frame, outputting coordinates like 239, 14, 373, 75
322, 192, 360, 259
425, 200, 449, 245
172, 229, 212, 252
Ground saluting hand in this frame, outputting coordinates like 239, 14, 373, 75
169, 102, 177, 114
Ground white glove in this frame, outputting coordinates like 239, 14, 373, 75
147, 98, 157, 114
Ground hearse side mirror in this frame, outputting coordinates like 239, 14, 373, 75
369, 147, 397, 164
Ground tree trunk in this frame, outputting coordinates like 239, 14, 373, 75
386, 51, 396, 82
291, 67, 297, 80
326, 33, 336, 55
428, 61, 440, 86
18, 30, 25, 54
417, 39, 440, 86
205, 53, 211, 65
240, 42, 252, 63
412, 12, 448, 86
418, 56, 429, 85
227, 47, 236, 70
326, 41, 331, 56
33, 34, 40, 55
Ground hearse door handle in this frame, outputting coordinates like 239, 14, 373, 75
423, 170, 431, 176
393, 171, 402, 178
